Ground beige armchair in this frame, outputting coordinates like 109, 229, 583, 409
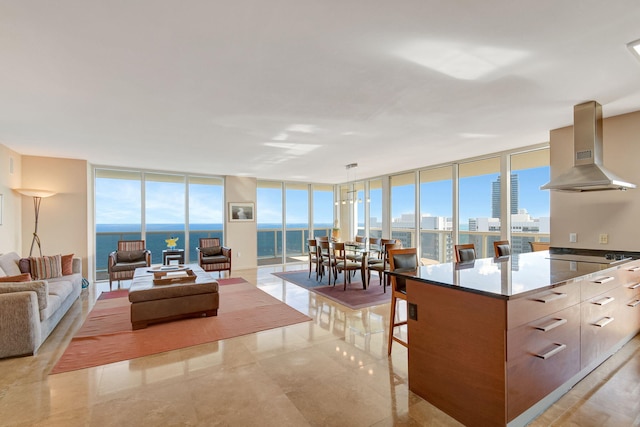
108, 240, 151, 290
197, 238, 231, 276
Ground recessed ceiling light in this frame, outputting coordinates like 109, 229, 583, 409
628, 39, 640, 62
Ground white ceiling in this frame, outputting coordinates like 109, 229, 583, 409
2, 1, 640, 184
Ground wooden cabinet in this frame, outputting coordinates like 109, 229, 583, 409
406, 259, 640, 427
507, 305, 581, 420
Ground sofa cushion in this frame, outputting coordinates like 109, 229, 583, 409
61, 254, 74, 276
116, 250, 146, 263
19, 258, 31, 274
30, 255, 63, 280
0, 280, 48, 311
48, 280, 74, 299
0, 252, 22, 276
201, 246, 222, 256
0, 273, 32, 282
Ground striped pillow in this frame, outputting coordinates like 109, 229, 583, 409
29, 255, 63, 280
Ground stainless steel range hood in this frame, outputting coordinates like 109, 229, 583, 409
541, 101, 636, 192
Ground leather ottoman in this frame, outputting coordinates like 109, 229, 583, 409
128, 265, 219, 330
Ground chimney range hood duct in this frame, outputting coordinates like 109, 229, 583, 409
541, 101, 636, 192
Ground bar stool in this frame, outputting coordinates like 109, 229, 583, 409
387, 247, 419, 356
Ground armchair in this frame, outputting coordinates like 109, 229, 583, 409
197, 238, 231, 276
108, 240, 152, 290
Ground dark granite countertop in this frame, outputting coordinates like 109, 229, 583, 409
388, 250, 631, 300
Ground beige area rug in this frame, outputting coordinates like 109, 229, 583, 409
50, 278, 311, 374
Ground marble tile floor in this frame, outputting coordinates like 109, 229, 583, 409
0, 264, 638, 426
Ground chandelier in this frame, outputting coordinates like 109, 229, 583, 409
338, 163, 362, 205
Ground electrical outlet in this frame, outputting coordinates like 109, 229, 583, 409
569, 233, 577, 243
237, 251, 241, 257
599, 234, 608, 244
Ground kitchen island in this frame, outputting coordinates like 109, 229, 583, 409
389, 251, 640, 427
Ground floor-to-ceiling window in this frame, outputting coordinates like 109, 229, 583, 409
312, 184, 333, 238
355, 182, 366, 238
145, 173, 186, 264
95, 169, 223, 281
257, 181, 283, 265
511, 149, 550, 254
188, 176, 225, 261
391, 172, 416, 248
369, 179, 383, 239
420, 166, 453, 263
458, 157, 500, 258
285, 183, 309, 263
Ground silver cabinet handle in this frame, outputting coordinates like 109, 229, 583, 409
535, 343, 567, 359
533, 293, 567, 303
629, 282, 640, 289
593, 317, 614, 328
593, 296, 615, 306
534, 318, 567, 332
592, 276, 614, 284
628, 266, 640, 272
628, 300, 640, 308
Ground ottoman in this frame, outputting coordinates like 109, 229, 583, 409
128, 265, 219, 330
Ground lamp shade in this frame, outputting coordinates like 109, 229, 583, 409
14, 188, 57, 198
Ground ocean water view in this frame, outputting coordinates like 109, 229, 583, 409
96, 223, 332, 272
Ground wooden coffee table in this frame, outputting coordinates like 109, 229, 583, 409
128, 264, 219, 330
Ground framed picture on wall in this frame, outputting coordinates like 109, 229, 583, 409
229, 202, 254, 222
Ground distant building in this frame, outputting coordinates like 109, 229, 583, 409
492, 174, 519, 219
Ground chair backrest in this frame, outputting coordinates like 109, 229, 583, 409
318, 240, 331, 257
331, 242, 346, 261
493, 240, 510, 257
308, 239, 317, 256
316, 235, 329, 242
369, 237, 383, 258
530, 241, 550, 252
454, 244, 476, 262
388, 248, 419, 293
117, 240, 145, 251
200, 238, 221, 249
355, 235, 367, 244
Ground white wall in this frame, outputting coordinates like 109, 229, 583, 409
0, 144, 23, 254
21, 156, 89, 275
549, 110, 640, 251
224, 176, 257, 270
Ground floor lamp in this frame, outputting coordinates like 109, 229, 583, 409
15, 188, 57, 257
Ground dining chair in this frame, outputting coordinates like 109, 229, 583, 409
318, 240, 335, 285
529, 241, 550, 252
332, 242, 367, 290
454, 243, 476, 263
307, 239, 320, 279
368, 241, 399, 292
108, 240, 151, 290
366, 237, 382, 259
387, 247, 419, 355
493, 240, 511, 257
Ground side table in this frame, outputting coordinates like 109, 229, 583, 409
162, 249, 185, 265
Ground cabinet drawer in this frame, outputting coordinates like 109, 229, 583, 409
618, 285, 640, 336
507, 305, 580, 421
507, 281, 580, 330
581, 267, 625, 301
581, 285, 628, 369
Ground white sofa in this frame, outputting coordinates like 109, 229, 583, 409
0, 252, 82, 358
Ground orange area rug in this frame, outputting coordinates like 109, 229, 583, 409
50, 279, 310, 374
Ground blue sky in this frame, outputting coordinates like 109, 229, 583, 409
96, 166, 549, 226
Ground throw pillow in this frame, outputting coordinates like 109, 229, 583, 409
0, 273, 32, 282
116, 250, 146, 263
30, 254, 63, 280
201, 246, 222, 256
61, 254, 74, 275
19, 258, 31, 274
